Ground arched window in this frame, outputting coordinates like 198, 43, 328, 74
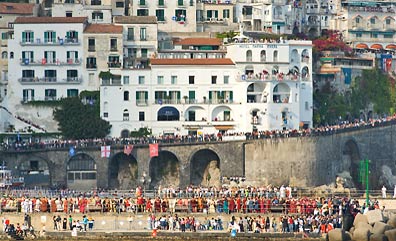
9, 52, 14, 59
123, 109, 129, 121
246, 50, 252, 62
260, 50, 266, 62
273, 50, 278, 62
273, 83, 290, 103
123, 91, 129, 101
121, 129, 129, 138
67, 154, 97, 189
157, 106, 180, 121
1, 51, 7, 59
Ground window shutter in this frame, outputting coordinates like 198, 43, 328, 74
230, 91, 233, 100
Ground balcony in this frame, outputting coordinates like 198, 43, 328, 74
110, 47, 118, 52
136, 99, 148, 106
86, 63, 97, 69
20, 58, 82, 66
239, 73, 300, 82
108, 62, 121, 68
18, 77, 82, 84
88, 46, 95, 52
20, 38, 80, 46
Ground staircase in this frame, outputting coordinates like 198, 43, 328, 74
0, 105, 47, 132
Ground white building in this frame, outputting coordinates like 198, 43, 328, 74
5, 17, 88, 132
101, 37, 313, 137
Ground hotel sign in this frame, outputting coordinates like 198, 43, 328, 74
238, 44, 278, 48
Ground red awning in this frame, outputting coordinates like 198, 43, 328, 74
370, 44, 383, 50
385, 44, 396, 50
355, 43, 368, 49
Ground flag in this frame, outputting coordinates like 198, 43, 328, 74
149, 144, 159, 157
124, 144, 133, 155
342, 67, 352, 85
69, 147, 75, 157
101, 145, 111, 158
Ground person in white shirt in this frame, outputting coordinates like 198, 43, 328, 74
393, 185, 396, 198
381, 186, 387, 198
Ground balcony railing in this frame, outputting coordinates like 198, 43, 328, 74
110, 47, 118, 51
136, 99, 148, 106
20, 38, 80, 46
152, 98, 236, 105
20, 58, 82, 66
18, 77, 82, 84
86, 63, 97, 69
240, 74, 301, 82
108, 62, 121, 68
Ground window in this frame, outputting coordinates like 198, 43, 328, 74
1, 51, 6, 59
141, 49, 148, 58
66, 31, 78, 43
138, 76, 145, 84
273, 50, 278, 62
139, 0, 146, 5
92, 12, 103, 21
21, 51, 33, 62
88, 38, 95, 51
115, 1, 124, 7
223, 9, 230, 19
188, 90, 195, 103
137, 9, 149, 16
178, 0, 184, 6
124, 91, 129, 101
91, 0, 101, 5
175, 9, 186, 21
67, 51, 78, 63
123, 110, 129, 121
44, 51, 56, 64
355, 33, 362, 38
370, 18, 375, 24
139, 112, 145, 121
224, 75, 229, 84
384, 34, 393, 39
157, 76, 164, 85
45, 89, 57, 101
156, 9, 165, 21
305, 101, 309, 110
207, 10, 218, 20
103, 112, 108, 117
127, 28, 134, 40
171, 76, 177, 85
22, 89, 34, 102
67, 89, 78, 97
110, 38, 117, 51
123, 76, 129, 85
108, 56, 120, 67
140, 28, 146, 41
67, 70, 78, 82
22, 31, 34, 43
386, 18, 391, 25
211, 76, 217, 84
189, 76, 194, 84
66, 11, 72, 17
86, 57, 96, 68
44, 70, 57, 82
9, 52, 13, 59
246, 50, 252, 61
136, 91, 148, 105
44, 31, 56, 43
158, 0, 164, 6
1, 32, 8, 40
371, 33, 378, 38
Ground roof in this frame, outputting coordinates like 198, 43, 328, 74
0, 3, 35, 15
84, 24, 123, 34
14, 17, 87, 24
114, 16, 157, 24
175, 38, 222, 46
150, 58, 234, 65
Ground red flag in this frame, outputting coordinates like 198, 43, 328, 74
149, 144, 159, 157
124, 144, 133, 155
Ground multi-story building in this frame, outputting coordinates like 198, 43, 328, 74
101, 37, 313, 137
302, 0, 341, 37
6, 17, 88, 131
196, 0, 237, 33
0, 2, 38, 102
83, 23, 123, 87
129, 0, 197, 33
52, 0, 125, 23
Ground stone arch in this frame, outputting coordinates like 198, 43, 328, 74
190, 149, 220, 187
18, 156, 51, 188
109, 152, 138, 190
308, 27, 318, 38
342, 139, 361, 188
149, 150, 180, 188
67, 153, 96, 190
246, 50, 252, 62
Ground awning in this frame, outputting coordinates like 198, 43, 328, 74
385, 44, 396, 50
355, 43, 368, 49
214, 125, 234, 130
370, 44, 383, 50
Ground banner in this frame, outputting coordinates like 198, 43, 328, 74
124, 144, 133, 155
69, 147, 75, 157
342, 67, 352, 85
101, 145, 111, 158
381, 54, 392, 72
149, 144, 159, 158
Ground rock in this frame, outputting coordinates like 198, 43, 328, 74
387, 213, 396, 228
372, 222, 392, 235
202, 160, 221, 187
370, 233, 388, 241
353, 227, 371, 241
384, 229, 396, 241
354, 213, 369, 227
355, 222, 373, 233
366, 209, 384, 225
327, 228, 351, 241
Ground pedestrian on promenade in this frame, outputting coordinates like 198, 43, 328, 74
393, 185, 396, 198
382, 186, 387, 198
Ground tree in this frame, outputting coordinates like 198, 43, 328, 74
53, 97, 111, 139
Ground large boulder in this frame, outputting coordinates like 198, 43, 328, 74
327, 228, 352, 241
387, 213, 396, 228
355, 222, 373, 232
372, 222, 393, 235
384, 229, 396, 241
366, 209, 384, 225
369, 233, 388, 241
354, 213, 369, 227
353, 227, 371, 241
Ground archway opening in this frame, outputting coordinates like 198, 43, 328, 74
109, 153, 138, 190
343, 140, 361, 188
149, 151, 179, 188
67, 153, 96, 190
190, 149, 220, 187
19, 158, 50, 188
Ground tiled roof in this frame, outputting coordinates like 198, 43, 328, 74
84, 24, 123, 34
0, 3, 34, 15
175, 38, 222, 46
150, 58, 234, 65
114, 16, 157, 24
14, 17, 87, 24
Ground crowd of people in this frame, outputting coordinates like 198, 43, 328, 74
2, 114, 396, 152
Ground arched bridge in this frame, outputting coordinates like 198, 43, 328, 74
2, 123, 396, 190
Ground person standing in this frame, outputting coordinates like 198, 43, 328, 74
393, 185, 396, 198
382, 186, 387, 198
